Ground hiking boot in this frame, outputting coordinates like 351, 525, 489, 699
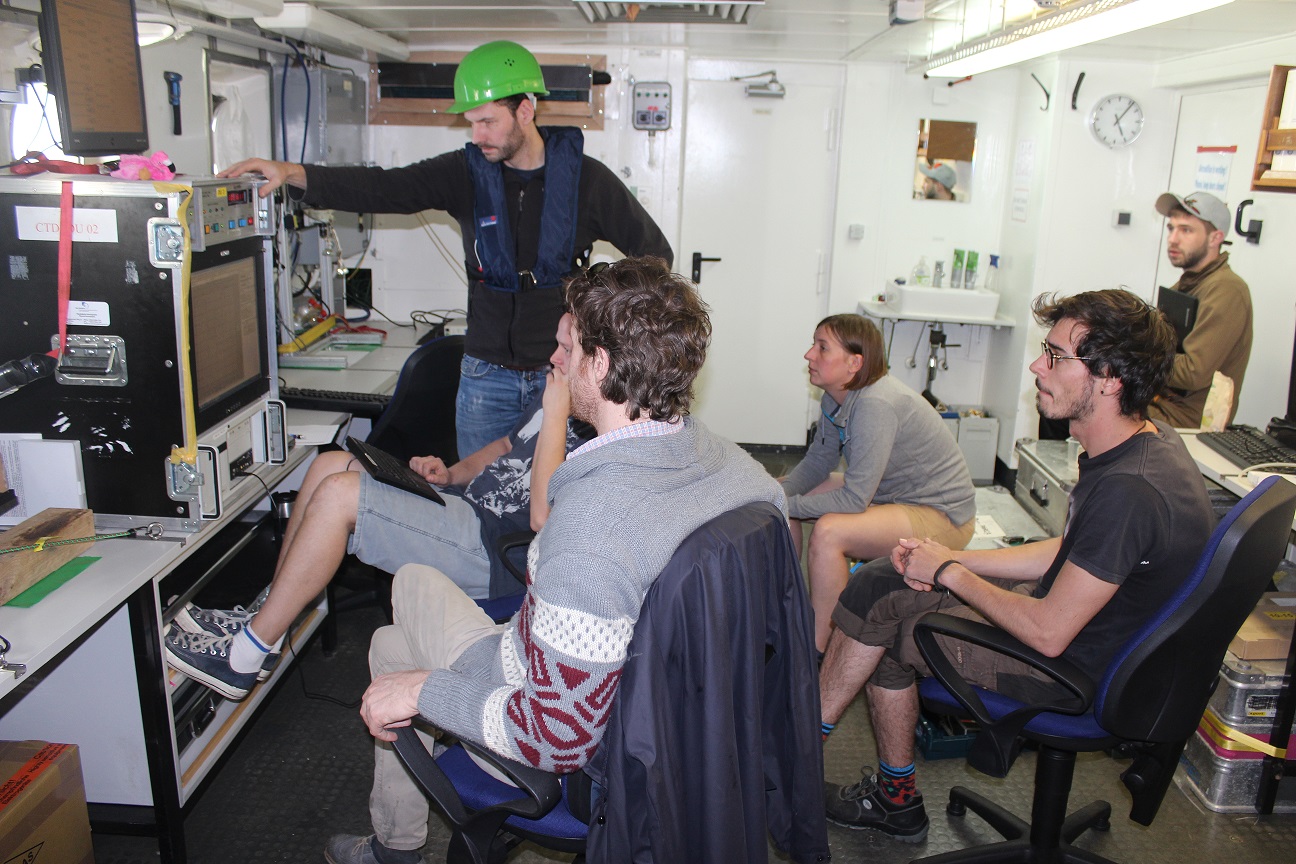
173, 584, 272, 637
164, 629, 257, 701
324, 834, 424, 864
824, 770, 929, 843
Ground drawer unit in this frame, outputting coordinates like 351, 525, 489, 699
1013, 440, 1077, 537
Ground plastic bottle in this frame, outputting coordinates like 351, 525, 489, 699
910, 256, 930, 287
984, 254, 1001, 293
932, 260, 945, 288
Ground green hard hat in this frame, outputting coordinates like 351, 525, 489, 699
447, 41, 548, 114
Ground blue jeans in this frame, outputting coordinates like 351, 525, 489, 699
455, 354, 548, 457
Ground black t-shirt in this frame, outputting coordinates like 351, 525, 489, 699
1032, 422, 1214, 679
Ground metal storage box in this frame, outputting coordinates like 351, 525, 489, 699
1177, 709, 1296, 813
1013, 439, 1077, 537
1208, 652, 1289, 732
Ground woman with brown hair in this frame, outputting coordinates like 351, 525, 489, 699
781, 314, 976, 652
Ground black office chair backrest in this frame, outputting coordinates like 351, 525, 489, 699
1096, 475, 1296, 744
367, 334, 464, 464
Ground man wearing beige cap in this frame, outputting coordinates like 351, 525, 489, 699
1150, 191, 1252, 428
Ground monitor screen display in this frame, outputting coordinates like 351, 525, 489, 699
188, 243, 271, 434
39, 0, 149, 156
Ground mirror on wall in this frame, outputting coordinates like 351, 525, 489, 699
913, 119, 976, 203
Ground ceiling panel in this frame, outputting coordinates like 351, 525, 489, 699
299, 1, 1296, 65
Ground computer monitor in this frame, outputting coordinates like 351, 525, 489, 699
189, 242, 272, 436
38, 0, 149, 157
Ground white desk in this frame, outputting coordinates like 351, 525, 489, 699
0, 421, 326, 863
1181, 430, 1296, 529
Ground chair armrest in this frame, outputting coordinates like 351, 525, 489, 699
496, 531, 536, 585
391, 726, 562, 823
914, 612, 1096, 777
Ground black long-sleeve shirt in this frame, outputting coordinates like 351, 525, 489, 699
300, 147, 673, 367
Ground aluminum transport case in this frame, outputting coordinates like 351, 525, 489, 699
1013, 439, 1077, 537
0, 175, 276, 531
1177, 707, 1296, 813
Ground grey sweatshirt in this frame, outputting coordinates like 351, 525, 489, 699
416, 416, 786, 772
781, 375, 976, 525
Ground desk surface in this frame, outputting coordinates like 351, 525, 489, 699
0, 442, 313, 704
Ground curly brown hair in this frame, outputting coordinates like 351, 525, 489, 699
563, 257, 711, 422
1032, 289, 1177, 418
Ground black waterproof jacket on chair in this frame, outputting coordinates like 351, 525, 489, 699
583, 502, 830, 864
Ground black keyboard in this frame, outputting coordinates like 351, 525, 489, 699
280, 386, 390, 418
1198, 425, 1296, 472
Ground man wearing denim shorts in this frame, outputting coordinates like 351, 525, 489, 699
164, 317, 591, 702
817, 289, 1213, 844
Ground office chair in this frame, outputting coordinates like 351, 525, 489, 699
367, 333, 465, 465
325, 335, 467, 630
910, 474, 1296, 864
392, 502, 830, 864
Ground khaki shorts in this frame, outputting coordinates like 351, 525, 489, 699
897, 504, 975, 551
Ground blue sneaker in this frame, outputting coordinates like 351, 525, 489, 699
173, 584, 271, 637
172, 586, 278, 682
164, 629, 257, 701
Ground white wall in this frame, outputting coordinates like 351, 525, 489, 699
989, 58, 1178, 465
828, 62, 1019, 405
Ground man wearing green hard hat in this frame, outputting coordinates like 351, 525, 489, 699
221, 40, 672, 456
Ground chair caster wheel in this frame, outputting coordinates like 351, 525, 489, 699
1095, 816, 1111, 832
947, 800, 967, 818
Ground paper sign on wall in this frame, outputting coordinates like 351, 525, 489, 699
1194, 146, 1236, 197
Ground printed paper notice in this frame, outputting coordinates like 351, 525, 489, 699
1194, 146, 1236, 196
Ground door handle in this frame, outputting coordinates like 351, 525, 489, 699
691, 252, 722, 283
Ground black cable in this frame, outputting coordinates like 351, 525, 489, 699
285, 628, 362, 709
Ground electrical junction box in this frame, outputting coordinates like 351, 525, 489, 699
632, 82, 672, 131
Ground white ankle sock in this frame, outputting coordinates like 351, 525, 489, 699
229, 624, 283, 674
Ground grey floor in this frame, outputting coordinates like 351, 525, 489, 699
92, 471, 1296, 863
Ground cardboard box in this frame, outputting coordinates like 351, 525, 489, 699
1229, 592, 1296, 660
0, 741, 93, 864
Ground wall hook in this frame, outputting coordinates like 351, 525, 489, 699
1234, 199, 1263, 245
1071, 71, 1085, 110
1030, 73, 1050, 111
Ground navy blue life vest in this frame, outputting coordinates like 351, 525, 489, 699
466, 126, 583, 293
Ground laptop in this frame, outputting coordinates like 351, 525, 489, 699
1156, 286, 1199, 351
345, 437, 446, 506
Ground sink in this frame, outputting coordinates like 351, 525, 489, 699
883, 280, 1000, 321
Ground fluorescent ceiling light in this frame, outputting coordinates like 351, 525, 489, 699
922, 0, 1235, 78
256, 3, 409, 62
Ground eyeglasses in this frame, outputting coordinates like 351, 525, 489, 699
587, 261, 611, 280
1039, 340, 1093, 370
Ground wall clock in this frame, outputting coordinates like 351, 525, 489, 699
1088, 94, 1144, 149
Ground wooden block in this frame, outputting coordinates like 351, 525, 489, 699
0, 508, 95, 605
0, 453, 8, 494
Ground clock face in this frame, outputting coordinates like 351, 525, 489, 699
1089, 94, 1145, 148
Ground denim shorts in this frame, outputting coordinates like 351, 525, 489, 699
348, 472, 493, 599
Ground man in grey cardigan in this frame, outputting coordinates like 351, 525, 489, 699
326, 256, 786, 864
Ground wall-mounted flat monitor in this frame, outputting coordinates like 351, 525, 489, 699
38, 0, 149, 156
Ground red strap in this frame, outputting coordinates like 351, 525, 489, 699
49, 180, 73, 358
11, 151, 99, 176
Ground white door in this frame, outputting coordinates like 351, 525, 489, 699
1156, 83, 1296, 428
681, 61, 843, 446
